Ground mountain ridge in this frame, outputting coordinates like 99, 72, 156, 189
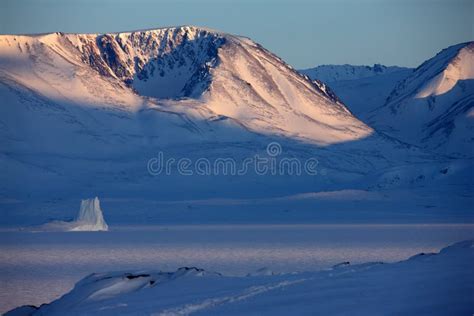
300, 64, 411, 83
0, 26, 373, 145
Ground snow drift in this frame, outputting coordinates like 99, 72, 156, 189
7, 240, 474, 315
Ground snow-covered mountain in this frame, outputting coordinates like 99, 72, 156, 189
0, 26, 371, 147
0, 26, 402, 203
0, 26, 471, 225
300, 44, 474, 158
370, 42, 474, 157
300, 64, 409, 83
300, 65, 413, 118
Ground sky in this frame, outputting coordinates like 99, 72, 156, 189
0, 0, 472, 68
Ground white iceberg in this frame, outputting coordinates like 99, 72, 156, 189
30, 197, 108, 232
70, 197, 109, 231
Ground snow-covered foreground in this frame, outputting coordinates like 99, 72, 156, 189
6, 239, 474, 315
1, 224, 473, 314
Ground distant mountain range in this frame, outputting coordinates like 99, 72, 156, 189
301, 42, 474, 157
300, 64, 410, 83
371, 42, 474, 157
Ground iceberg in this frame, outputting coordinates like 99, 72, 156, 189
70, 197, 109, 231
30, 197, 108, 232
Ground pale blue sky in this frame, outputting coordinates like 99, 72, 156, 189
1, 0, 472, 68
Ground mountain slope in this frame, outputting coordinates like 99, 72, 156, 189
300, 64, 409, 83
300, 65, 413, 118
370, 42, 474, 157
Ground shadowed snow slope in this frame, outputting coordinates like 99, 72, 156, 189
7, 240, 474, 315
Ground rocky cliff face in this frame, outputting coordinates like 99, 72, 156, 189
66, 27, 225, 98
